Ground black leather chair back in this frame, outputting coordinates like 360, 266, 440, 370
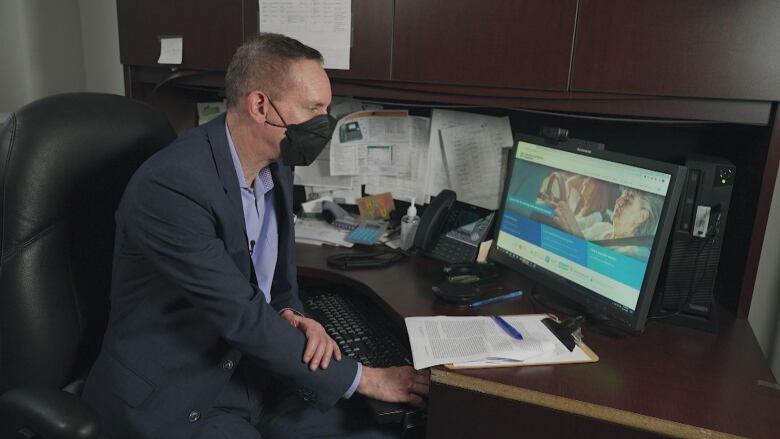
0, 93, 176, 393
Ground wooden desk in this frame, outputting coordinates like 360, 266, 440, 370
296, 243, 780, 439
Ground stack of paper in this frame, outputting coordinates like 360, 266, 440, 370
300, 105, 516, 208
294, 217, 353, 247
439, 117, 513, 210
424, 109, 514, 207
259, 0, 352, 70
330, 110, 427, 204
404, 315, 557, 369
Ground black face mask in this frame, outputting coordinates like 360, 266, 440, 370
267, 99, 336, 166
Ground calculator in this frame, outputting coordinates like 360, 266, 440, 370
346, 220, 388, 245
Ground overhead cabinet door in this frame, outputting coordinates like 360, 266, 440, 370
572, 0, 780, 100
117, 0, 245, 71
392, 0, 578, 91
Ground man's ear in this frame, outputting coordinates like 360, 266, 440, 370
638, 209, 650, 226
245, 91, 269, 124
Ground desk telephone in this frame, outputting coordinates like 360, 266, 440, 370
414, 190, 495, 264
325, 190, 494, 270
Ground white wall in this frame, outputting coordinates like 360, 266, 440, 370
0, 1, 34, 112
78, 0, 124, 95
0, 0, 123, 114
749, 165, 780, 380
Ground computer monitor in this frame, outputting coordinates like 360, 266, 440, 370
488, 134, 686, 332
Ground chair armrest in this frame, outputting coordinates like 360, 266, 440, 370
0, 387, 97, 439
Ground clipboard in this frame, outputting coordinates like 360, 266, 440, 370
444, 314, 599, 369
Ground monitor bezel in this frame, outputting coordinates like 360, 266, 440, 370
488, 133, 687, 332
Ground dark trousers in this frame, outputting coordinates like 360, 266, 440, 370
193, 362, 401, 439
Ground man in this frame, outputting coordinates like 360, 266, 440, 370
82, 33, 429, 438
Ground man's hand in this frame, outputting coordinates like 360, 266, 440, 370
357, 366, 430, 408
553, 201, 584, 237
281, 309, 341, 371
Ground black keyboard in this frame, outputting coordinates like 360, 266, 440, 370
301, 288, 424, 427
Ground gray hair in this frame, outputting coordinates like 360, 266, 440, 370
632, 190, 664, 236
224, 33, 323, 109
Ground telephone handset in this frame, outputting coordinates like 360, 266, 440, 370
414, 190, 495, 264
413, 190, 457, 251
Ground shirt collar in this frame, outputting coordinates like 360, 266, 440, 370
225, 120, 274, 194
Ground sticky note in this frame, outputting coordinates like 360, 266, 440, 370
158, 36, 183, 64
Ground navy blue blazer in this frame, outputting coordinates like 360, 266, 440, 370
82, 115, 358, 438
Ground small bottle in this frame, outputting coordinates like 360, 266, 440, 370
400, 198, 420, 250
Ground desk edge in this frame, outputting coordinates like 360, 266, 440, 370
431, 369, 745, 439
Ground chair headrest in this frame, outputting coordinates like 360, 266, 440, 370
0, 92, 176, 391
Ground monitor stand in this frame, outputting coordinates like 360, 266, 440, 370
531, 285, 629, 337
530, 286, 585, 319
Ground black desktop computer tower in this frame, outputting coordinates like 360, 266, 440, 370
651, 155, 735, 331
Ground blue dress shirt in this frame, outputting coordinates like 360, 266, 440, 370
225, 122, 360, 398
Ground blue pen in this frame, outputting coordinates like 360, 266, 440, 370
468, 290, 524, 309
491, 315, 524, 340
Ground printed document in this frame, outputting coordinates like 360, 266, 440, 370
259, 0, 351, 69
404, 316, 556, 370
424, 110, 508, 202
329, 110, 413, 176
294, 217, 353, 247
364, 116, 431, 202
294, 145, 354, 189
440, 117, 513, 210
297, 99, 383, 191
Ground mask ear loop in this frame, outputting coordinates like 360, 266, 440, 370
265, 97, 288, 129
266, 97, 334, 140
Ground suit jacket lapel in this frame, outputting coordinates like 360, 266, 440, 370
270, 162, 293, 292
206, 114, 244, 224
270, 162, 292, 228
205, 114, 254, 281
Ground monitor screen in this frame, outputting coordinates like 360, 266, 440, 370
489, 135, 686, 331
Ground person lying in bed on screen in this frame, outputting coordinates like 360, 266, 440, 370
553, 188, 663, 261
563, 175, 620, 231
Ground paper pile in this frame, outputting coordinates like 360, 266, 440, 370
300, 102, 515, 208
404, 315, 556, 369
294, 217, 353, 247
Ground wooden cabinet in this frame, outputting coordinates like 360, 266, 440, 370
117, 0, 394, 80
572, 0, 780, 100
245, 0, 394, 80
115, 0, 780, 99
326, 0, 393, 81
392, 0, 577, 91
117, 0, 245, 71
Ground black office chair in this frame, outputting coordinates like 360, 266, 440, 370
0, 93, 176, 438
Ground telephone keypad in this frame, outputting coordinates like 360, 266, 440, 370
430, 237, 478, 264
